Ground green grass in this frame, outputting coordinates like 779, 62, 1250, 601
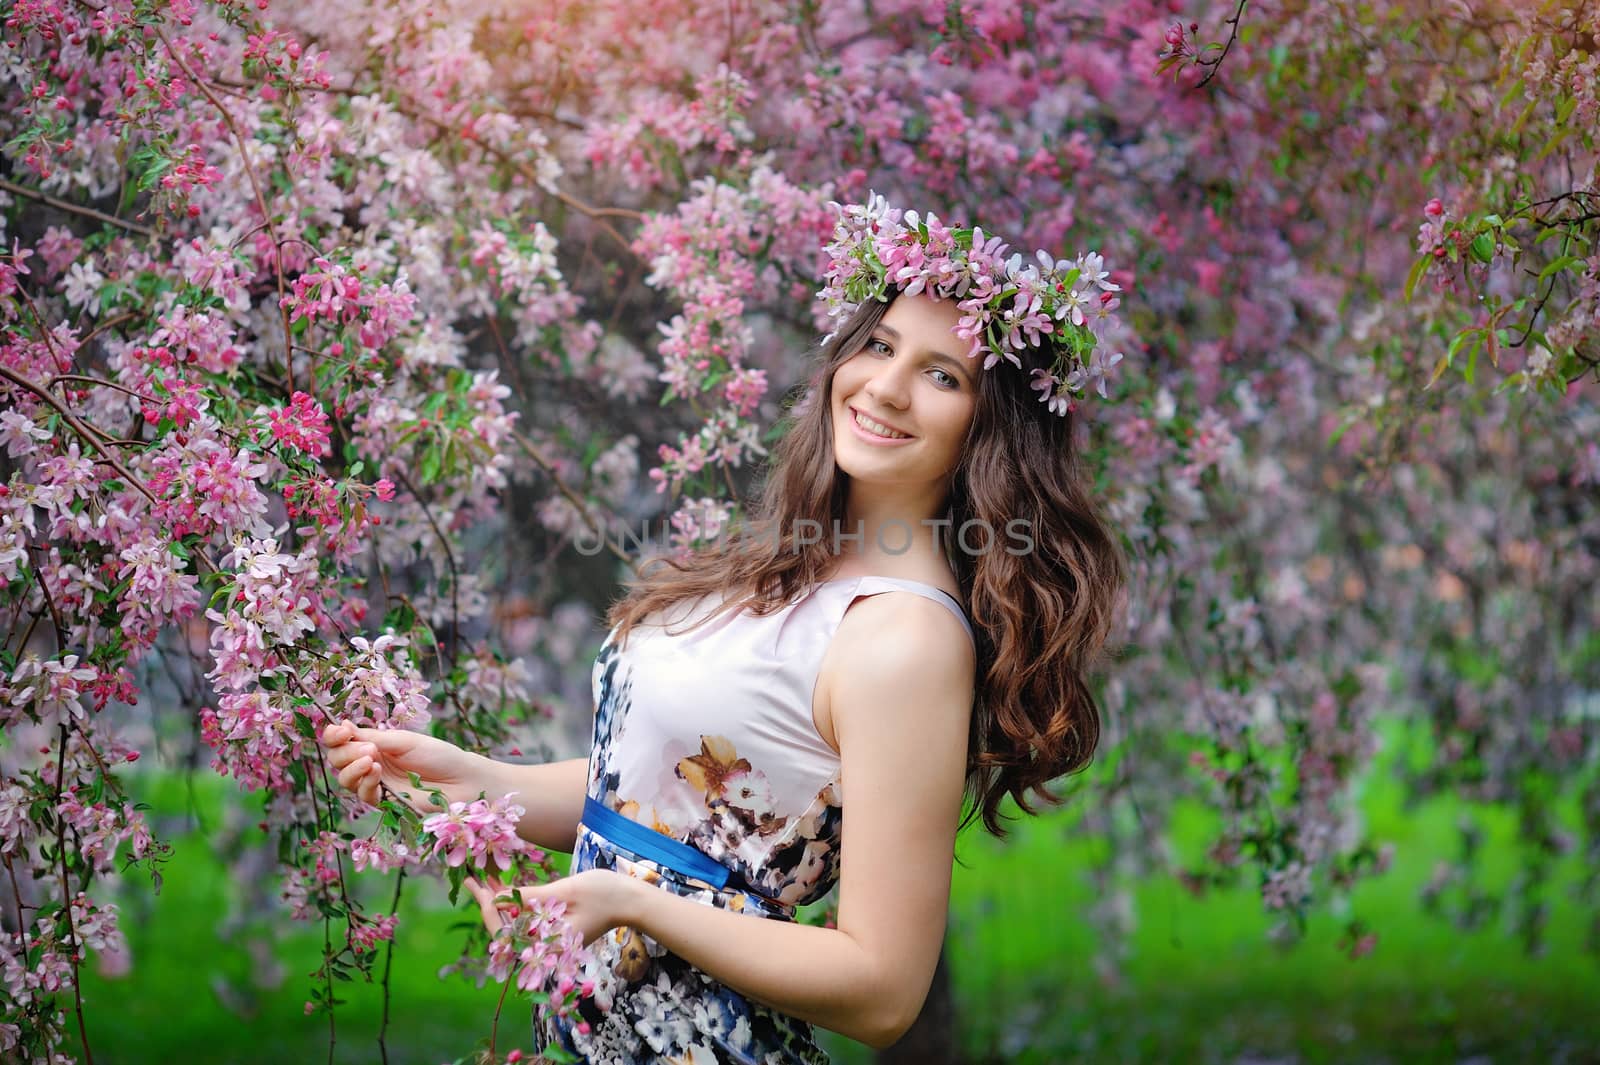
903, 735, 1600, 1065
60, 723, 1600, 1065
70, 771, 512, 1065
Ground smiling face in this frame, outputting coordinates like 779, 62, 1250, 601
829, 292, 979, 503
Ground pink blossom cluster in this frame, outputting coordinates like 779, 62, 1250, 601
668, 497, 735, 555
585, 65, 754, 189
2, 895, 124, 999
117, 534, 200, 640
157, 142, 224, 210
0, 0, 578, 1054
339, 634, 431, 730
420, 794, 536, 871
485, 896, 592, 1014
648, 408, 768, 497
55, 791, 154, 873
1, 654, 98, 728
265, 391, 334, 458
144, 427, 272, 540
280, 258, 417, 350
199, 691, 304, 791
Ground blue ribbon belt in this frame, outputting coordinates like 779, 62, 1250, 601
581, 796, 731, 890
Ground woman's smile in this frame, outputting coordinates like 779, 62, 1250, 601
847, 406, 915, 444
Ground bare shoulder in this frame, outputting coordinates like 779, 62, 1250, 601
824, 592, 976, 703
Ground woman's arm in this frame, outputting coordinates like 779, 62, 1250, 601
492, 757, 589, 852
471, 593, 975, 1048
322, 723, 590, 853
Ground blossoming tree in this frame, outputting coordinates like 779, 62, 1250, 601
0, 0, 1594, 1060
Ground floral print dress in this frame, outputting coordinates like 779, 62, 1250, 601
536, 575, 974, 1065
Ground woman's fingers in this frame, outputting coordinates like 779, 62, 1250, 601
319, 722, 390, 805
357, 767, 382, 807
319, 724, 369, 775
324, 742, 358, 771
463, 877, 506, 933
324, 733, 382, 773
320, 720, 354, 746
337, 754, 374, 793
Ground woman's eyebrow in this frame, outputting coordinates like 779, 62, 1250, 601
870, 321, 966, 370
875, 323, 972, 382
930, 351, 977, 387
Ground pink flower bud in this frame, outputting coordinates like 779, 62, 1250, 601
1424, 198, 1444, 218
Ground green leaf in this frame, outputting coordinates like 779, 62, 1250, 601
1403, 255, 1429, 302
418, 445, 442, 485
1326, 415, 1359, 448
1447, 327, 1477, 362
1537, 254, 1583, 283
1469, 233, 1495, 263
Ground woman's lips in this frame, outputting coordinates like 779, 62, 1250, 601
846, 406, 915, 445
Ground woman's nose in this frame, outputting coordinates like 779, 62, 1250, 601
863, 362, 912, 409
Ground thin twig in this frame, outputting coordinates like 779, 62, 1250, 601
27, 544, 69, 645
0, 177, 156, 237
11, 607, 43, 658
376, 868, 405, 1065
388, 467, 461, 665
156, 27, 297, 392
296, 751, 341, 1065
3, 853, 49, 1062
78, 312, 140, 348
1193, 0, 1249, 90
1, 362, 201, 532
49, 373, 149, 403
0, 366, 218, 574
488, 969, 515, 1061
509, 428, 633, 564
52, 723, 95, 1065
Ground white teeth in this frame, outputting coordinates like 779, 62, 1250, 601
853, 410, 909, 439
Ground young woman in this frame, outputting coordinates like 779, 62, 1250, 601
321, 198, 1125, 1063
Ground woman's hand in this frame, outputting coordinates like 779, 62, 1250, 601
319, 720, 496, 812
463, 869, 639, 946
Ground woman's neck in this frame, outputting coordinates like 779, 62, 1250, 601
830, 488, 955, 582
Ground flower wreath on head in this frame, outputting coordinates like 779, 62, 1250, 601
817, 194, 1125, 415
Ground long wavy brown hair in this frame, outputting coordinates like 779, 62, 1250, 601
607, 294, 1126, 835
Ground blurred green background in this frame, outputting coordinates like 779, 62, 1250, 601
68, 716, 1599, 1065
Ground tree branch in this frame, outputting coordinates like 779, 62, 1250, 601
0, 177, 156, 238
1194, 0, 1250, 90
156, 27, 298, 392
0, 365, 218, 575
